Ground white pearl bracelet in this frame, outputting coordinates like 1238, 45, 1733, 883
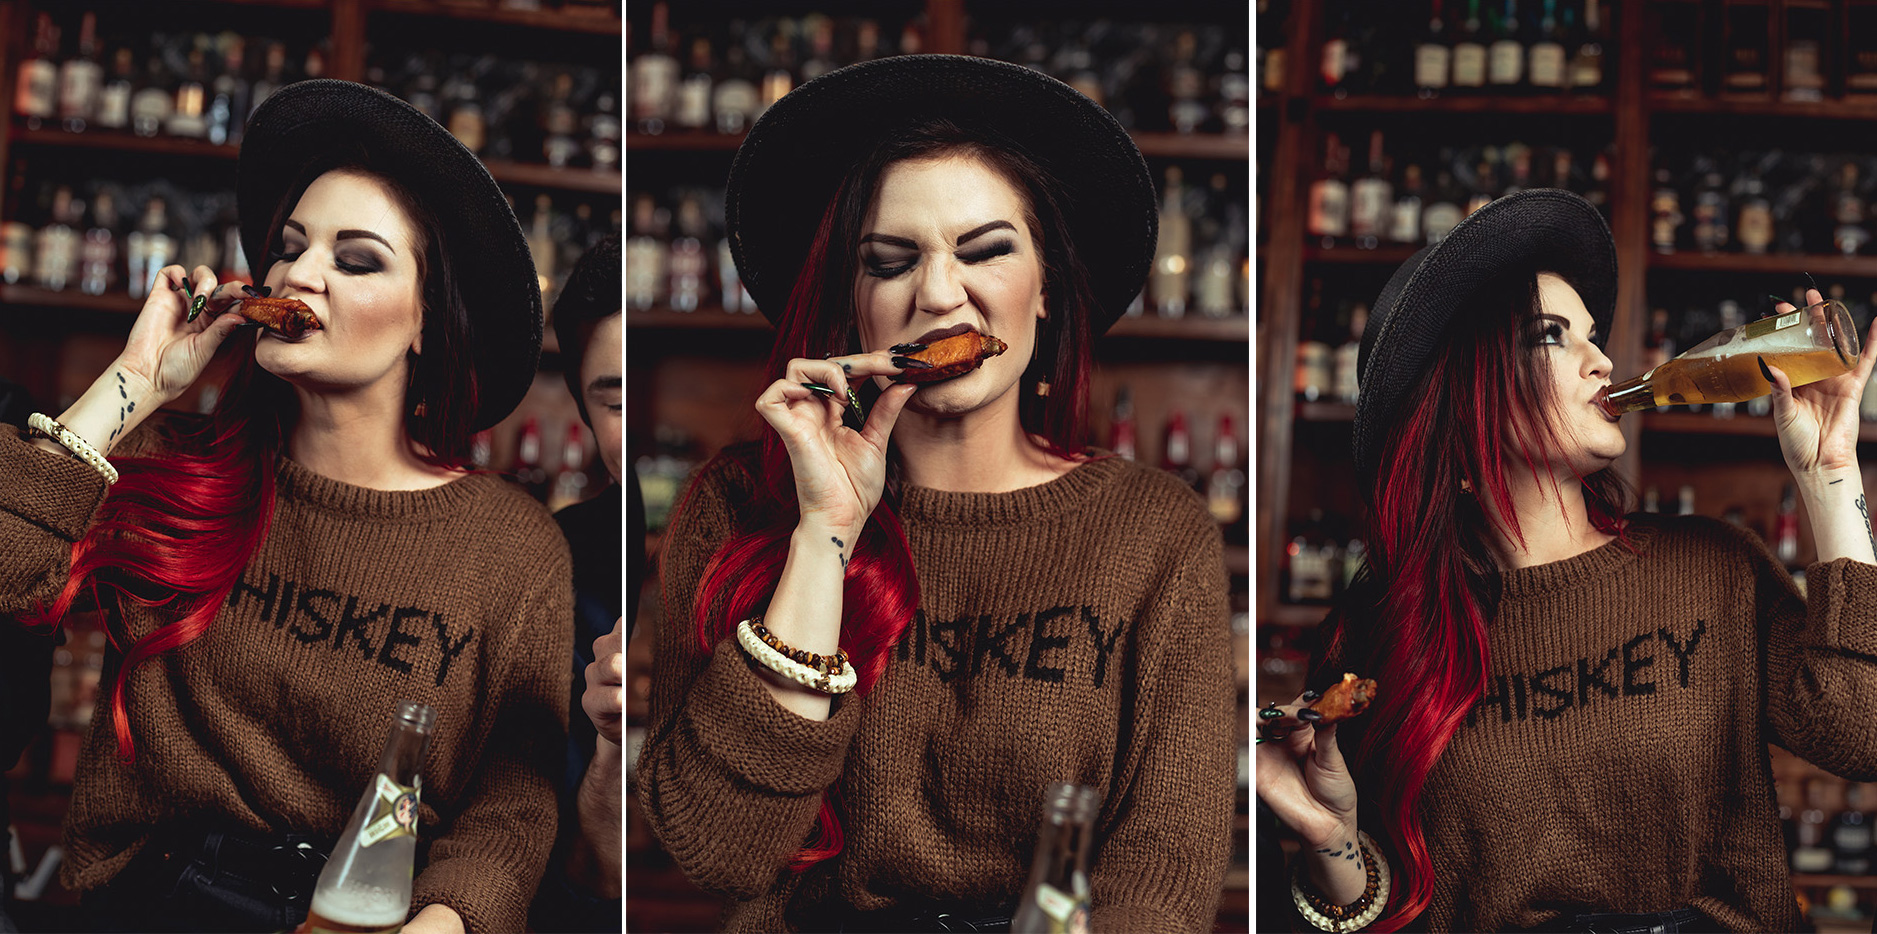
27, 413, 118, 486
1290, 831, 1391, 933
735, 619, 857, 695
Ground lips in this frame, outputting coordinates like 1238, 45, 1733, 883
911, 322, 979, 345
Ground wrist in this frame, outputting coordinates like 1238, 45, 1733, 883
108, 357, 170, 408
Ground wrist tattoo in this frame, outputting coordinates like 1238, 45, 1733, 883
1859, 494, 1875, 558
109, 371, 128, 442
832, 535, 847, 572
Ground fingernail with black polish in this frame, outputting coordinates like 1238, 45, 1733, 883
1758, 356, 1774, 384
889, 341, 927, 354
1298, 708, 1324, 723
1258, 706, 1284, 720
892, 355, 934, 369
1301, 689, 1321, 702
802, 382, 836, 396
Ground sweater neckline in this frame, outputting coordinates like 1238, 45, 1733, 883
897, 454, 1126, 527
1496, 519, 1659, 600
274, 454, 493, 519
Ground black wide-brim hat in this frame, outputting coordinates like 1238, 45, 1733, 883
238, 79, 541, 432
1353, 188, 1617, 482
726, 54, 1157, 333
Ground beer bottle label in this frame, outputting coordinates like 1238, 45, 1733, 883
358, 773, 420, 848
1034, 884, 1092, 934
1741, 311, 1802, 341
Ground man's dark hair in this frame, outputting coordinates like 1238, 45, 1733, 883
552, 235, 622, 425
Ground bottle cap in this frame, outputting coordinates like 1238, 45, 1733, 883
395, 700, 437, 734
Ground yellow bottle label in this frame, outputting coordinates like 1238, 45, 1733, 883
358, 773, 419, 848
1035, 884, 1091, 934
1742, 310, 1802, 340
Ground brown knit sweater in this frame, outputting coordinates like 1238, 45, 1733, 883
638, 450, 1237, 933
1390, 514, 1877, 932
0, 417, 572, 934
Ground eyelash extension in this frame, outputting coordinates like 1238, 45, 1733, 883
959, 241, 1016, 263
863, 259, 914, 279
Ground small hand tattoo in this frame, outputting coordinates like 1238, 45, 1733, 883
1859, 494, 1875, 558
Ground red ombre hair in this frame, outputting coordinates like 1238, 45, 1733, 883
682, 119, 1102, 868
1316, 271, 1629, 931
23, 161, 481, 762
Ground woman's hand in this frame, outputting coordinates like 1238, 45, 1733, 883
115, 264, 248, 407
754, 353, 918, 541
1254, 692, 1359, 850
400, 903, 465, 934
1766, 287, 1877, 478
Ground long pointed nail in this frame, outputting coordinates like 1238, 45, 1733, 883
892, 355, 933, 369
1301, 689, 1322, 702
1298, 708, 1325, 723
1759, 356, 1774, 384
1804, 272, 1820, 293
889, 341, 927, 354
1769, 294, 1789, 308
802, 382, 837, 396
1258, 706, 1284, 720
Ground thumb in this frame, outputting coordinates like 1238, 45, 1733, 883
202, 311, 250, 347
1312, 721, 1348, 776
860, 383, 918, 448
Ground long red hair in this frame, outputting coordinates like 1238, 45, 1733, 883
23, 162, 481, 762
683, 119, 1102, 868
1317, 271, 1629, 931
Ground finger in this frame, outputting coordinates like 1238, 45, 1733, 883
1858, 316, 1877, 383
859, 383, 918, 448
1806, 287, 1823, 308
197, 308, 250, 348
829, 349, 909, 380
1312, 721, 1345, 772
1763, 356, 1796, 425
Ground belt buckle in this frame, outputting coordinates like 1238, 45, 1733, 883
268, 840, 327, 901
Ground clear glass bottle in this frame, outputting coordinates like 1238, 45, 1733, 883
631, 1, 680, 134
1598, 299, 1859, 416
296, 701, 437, 934
13, 13, 58, 130
80, 189, 118, 296
33, 185, 79, 292
1012, 784, 1097, 934
57, 12, 104, 133
126, 197, 174, 299
1527, 0, 1566, 90
1151, 166, 1192, 317
1415, 0, 1452, 97
1486, 0, 1525, 90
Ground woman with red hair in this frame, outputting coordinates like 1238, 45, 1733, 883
1257, 189, 1877, 933
637, 56, 1236, 932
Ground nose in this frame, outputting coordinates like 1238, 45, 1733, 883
1587, 338, 1613, 380
275, 246, 324, 296
914, 253, 968, 316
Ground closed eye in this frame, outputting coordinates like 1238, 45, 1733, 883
959, 240, 1016, 264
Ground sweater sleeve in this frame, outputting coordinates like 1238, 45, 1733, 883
1762, 540, 1877, 779
1089, 517, 1237, 933
410, 538, 575, 934
634, 455, 868, 899
0, 428, 111, 621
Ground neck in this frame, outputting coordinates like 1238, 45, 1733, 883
891, 390, 1075, 492
287, 383, 457, 490
1480, 462, 1613, 569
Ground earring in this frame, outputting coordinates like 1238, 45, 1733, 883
1459, 477, 1474, 494
1034, 376, 1050, 397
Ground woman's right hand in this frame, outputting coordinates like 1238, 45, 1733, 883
755, 352, 918, 540
115, 264, 249, 405
1255, 692, 1360, 849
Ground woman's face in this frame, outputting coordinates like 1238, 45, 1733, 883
254, 170, 426, 399
853, 155, 1047, 418
1527, 272, 1625, 470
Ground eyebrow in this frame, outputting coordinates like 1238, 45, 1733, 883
586, 375, 623, 393
858, 220, 1019, 250
283, 219, 398, 254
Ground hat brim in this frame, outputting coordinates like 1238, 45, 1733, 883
726, 55, 1156, 334
1352, 188, 1618, 482
238, 79, 542, 432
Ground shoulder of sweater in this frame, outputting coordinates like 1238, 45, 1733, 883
459, 476, 572, 564
1087, 455, 1214, 527
1626, 511, 1772, 566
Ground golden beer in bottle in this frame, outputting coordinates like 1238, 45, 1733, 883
1597, 300, 1860, 417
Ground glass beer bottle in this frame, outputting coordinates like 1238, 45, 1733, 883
297, 701, 437, 934
1597, 299, 1860, 417
1012, 783, 1098, 934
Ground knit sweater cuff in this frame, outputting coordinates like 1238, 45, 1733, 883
411, 855, 528, 934
686, 639, 866, 795
1805, 557, 1877, 656
1090, 903, 1185, 934
0, 427, 109, 542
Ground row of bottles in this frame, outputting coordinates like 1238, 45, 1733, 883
968, 17, 1250, 136
1650, 150, 1877, 257
1308, 133, 1612, 248
623, 185, 751, 314
1636, 480, 1804, 570
366, 49, 619, 171
1319, 0, 1611, 98
1105, 386, 1248, 546
1141, 166, 1251, 319
1648, 0, 1877, 101
1783, 770, 1877, 882
1279, 508, 1362, 606
476, 416, 603, 512
12, 14, 321, 145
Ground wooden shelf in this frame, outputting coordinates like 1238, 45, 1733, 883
627, 130, 1250, 161
1641, 411, 1877, 444
1649, 95, 1877, 121
1313, 93, 1614, 115
627, 308, 772, 330
1262, 602, 1330, 627
625, 307, 1249, 343
1647, 251, 1877, 278
482, 159, 621, 194
1793, 874, 1877, 891
368, 0, 622, 34
1303, 244, 1418, 265
0, 284, 138, 314
1295, 400, 1355, 422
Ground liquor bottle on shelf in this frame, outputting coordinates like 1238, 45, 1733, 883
1160, 411, 1203, 494
667, 194, 709, 313
1451, 0, 1488, 90
1415, 0, 1452, 98
1690, 169, 1729, 253
1677, 484, 1696, 517
167, 44, 210, 140
1832, 162, 1870, 258
1207, 413, 1247, 540
631, 1, 679, 134
1320, 3, 1353, 96
250, 41, 288, 121
1286, 509, 1339, 604
1150, 166, 1192, 318
587, 85, 621, 172
1527, 0, 1567, 91
1424, 167, 1465, 244
1782, 1, 1827, 102
1260, 0, 1290, 95
1219, 47, 1251, 134
1649, 168, 1683, 254
33, 186, 79, 293
542, 72, 581, 168
443, 69, 486, 155
1464, 149, 1498, 217
717, 236, 747, 315
1012, 784, 1096, 934
1720, 0, 1772, 95
130, 53, 172, 139
1567, 0, 1605, 92
1646, 0, 1699, 91
1168, 29, 1208, 134
1391, 163, 1426, 245
1832, 782, 1873, 876
547, 423, 591, 512
1793, 777, 1835, 874
1851, 1, 1877, 95
14, 13, 58, 131
294, 701, 435, 934
79, 190, 118, 297
57, 12, 104, 134
712, 42, 761, 135
208, 37, 248, 147
675, 35, 713, 132
1486, 0, 1525, 91
0, 163, 30, 286
1307, 135, 1350, 246
1333, 303, 1367, 405
760, 22, 797, 114
527, 194, 558, 306
515, 417, 550, 503
1776, 484, 1801, 567
126, 197, 174, 300
1110, 386, 1137, 461
1734, 168, 1775, 255
1349, 131, 1392, 250
95, 47, 133, 132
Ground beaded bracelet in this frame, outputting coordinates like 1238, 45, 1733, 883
1290, 831, 1390, 933
735, 618, 857, 695
27, 413, 118, 486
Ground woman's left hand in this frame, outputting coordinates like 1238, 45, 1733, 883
1766, 287, 1877, 478
401, 903, 465, 934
